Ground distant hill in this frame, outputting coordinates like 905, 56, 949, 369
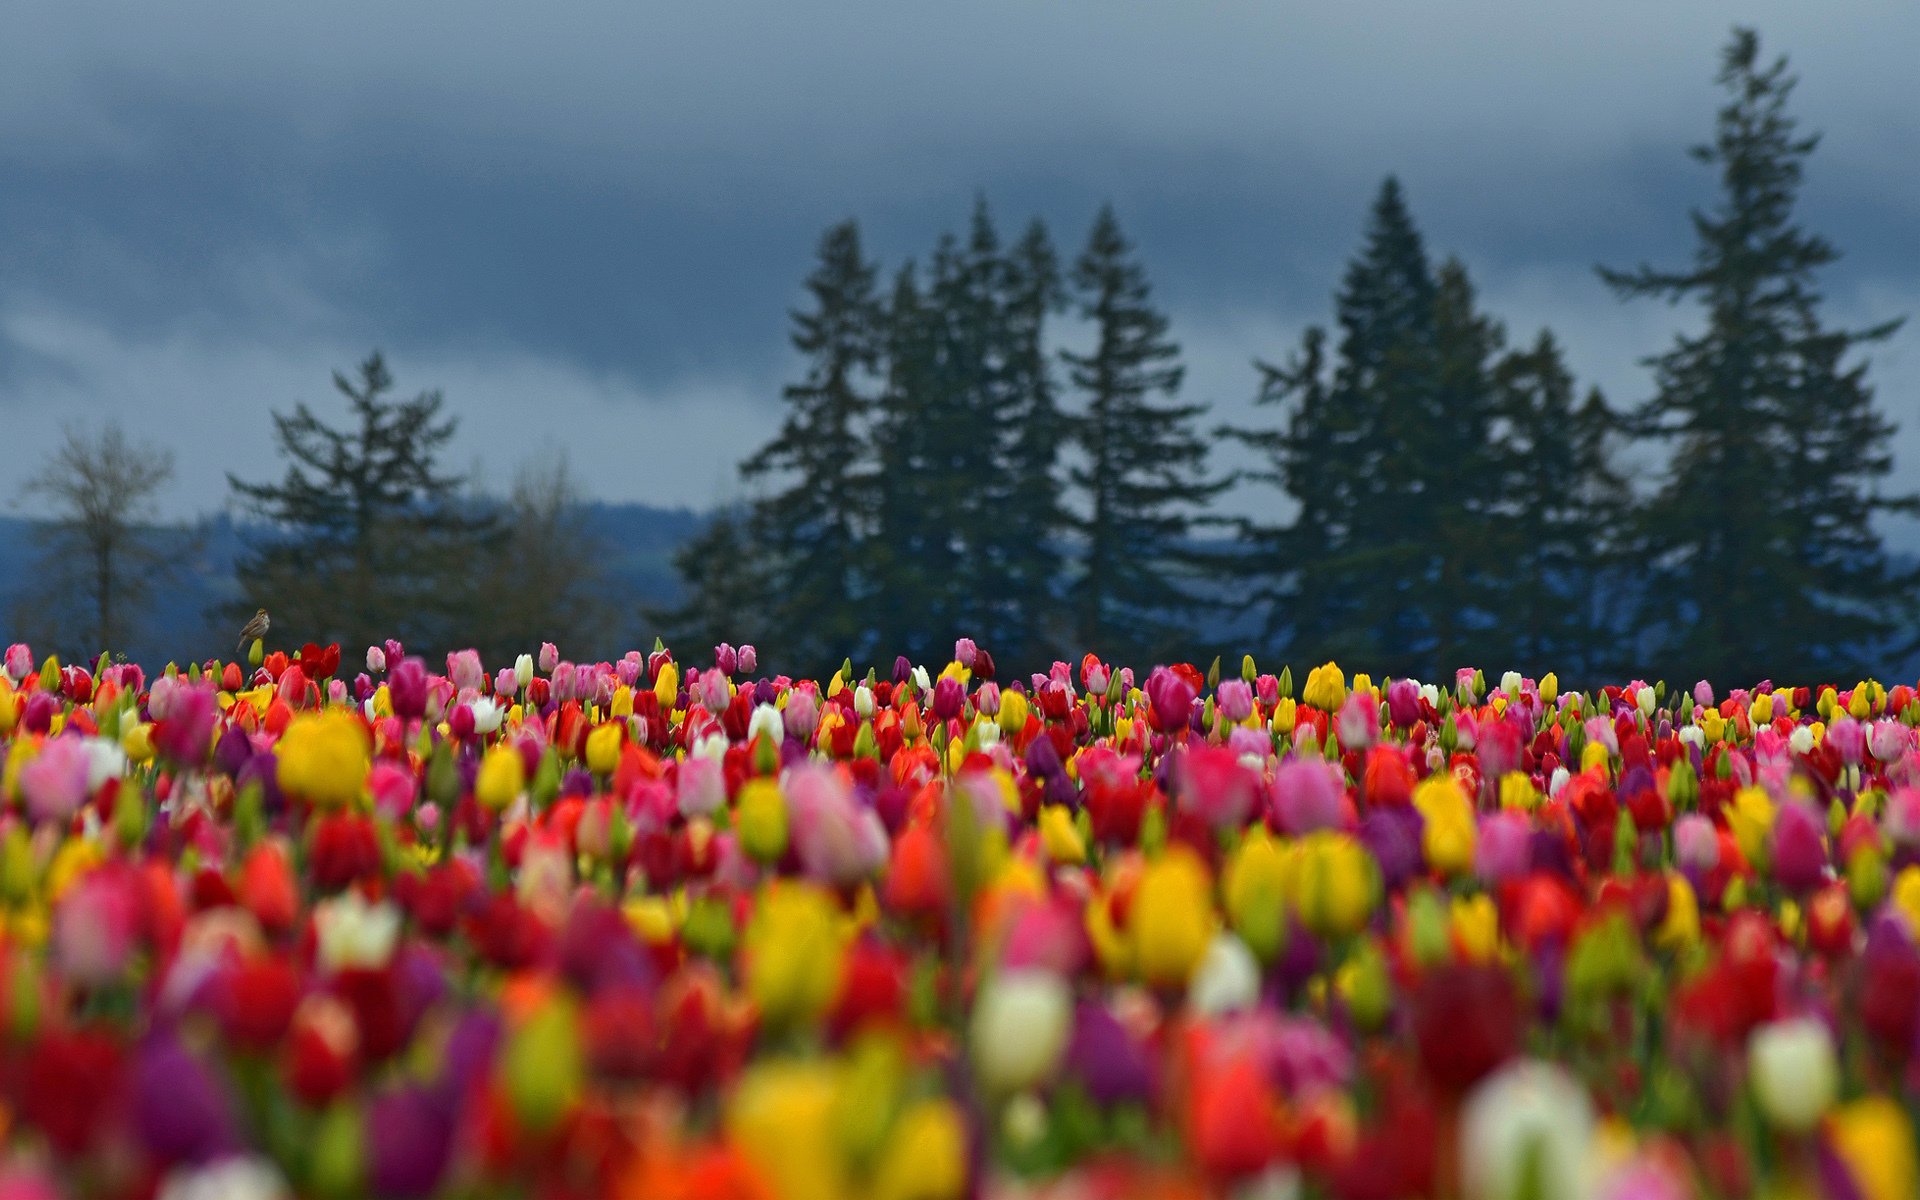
0, 503, 704, 671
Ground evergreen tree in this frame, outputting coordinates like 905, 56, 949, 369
650, 509, 770, 657
993, 219, 1073, 668
228, 352, 498, 655
737, 220, 884, 674
1488, 332, 1629, 677
1422, 258, 1508, 672
1235, 182, 1529, 680
867, 260, 952, 668
1600, 28, 1916, 684
1062, 205, 1225, 670
1236, 180, 1443, 676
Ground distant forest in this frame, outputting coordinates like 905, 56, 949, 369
5, 29, 1914, 688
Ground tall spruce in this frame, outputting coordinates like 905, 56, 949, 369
737, 220, 884, 674
1489, 332, 1629, 678
651, 509, 770, 657
1237, 180, 1450, 676
1600, 28, 1916, 684
228, 352, 497, 654
1063, 205, 1225, 670
985, 217, 1072, 669
1422, 258, 1508, 673
868, 261, 953, 667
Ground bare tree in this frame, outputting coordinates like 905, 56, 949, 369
13, 422, 177, 657
472, 448, 620, 661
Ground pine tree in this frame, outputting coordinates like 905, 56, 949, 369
1488, 332, 1629, 677
737, 220, 884, 674
1234, 182, 1532, 680
1063, 205, 1225, 670
650, 509, 770, 657
868, 261, 954, 668
1236, 180, 1441, 675
228, 352, 498, 655
994, 219, 1072, 668
1422, 258, 1508, 673
1600, 28, 1916, 684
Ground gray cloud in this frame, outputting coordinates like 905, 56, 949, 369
2, 0, 1916, 531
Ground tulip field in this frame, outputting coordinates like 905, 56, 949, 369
4, 639, 1920, 1200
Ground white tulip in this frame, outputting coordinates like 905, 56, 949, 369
314, 891, 401, 972
971, 969, 1071, 1094
1461, 1059, 1595, 1200
1748, 1017, 1837, 1132
1189, 933, 1261, 1016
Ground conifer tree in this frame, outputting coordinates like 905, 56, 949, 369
868, 261, 953, 667
1601, 28, 1916, 683
1063, 205, 1225, 669
994, 219, 1072, 667
1488, 332, 1629, 677
737, 219, 884, 674
1236, 180, 1444, 675
651, 509, 770, 658
228, 352, 497, 654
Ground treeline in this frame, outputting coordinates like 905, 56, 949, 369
668, 27, 1917, 686
9, 29, 1913, 688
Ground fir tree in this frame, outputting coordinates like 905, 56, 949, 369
1062, 205, 1225, 670
737, 219, 884, 674
994, 219, 1072, 668
1488, 332, 1629, 677
1237, 179, 1444, 676
1420, 259, 1508, 672
1600, 28, 1916, 684
650, 509, 770, 658
228, 352, 498, 655
868, 261, 954, 667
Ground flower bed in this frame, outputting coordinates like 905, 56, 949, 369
0, 640, 1915, 1199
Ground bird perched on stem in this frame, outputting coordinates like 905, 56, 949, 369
236, 608, 270, 655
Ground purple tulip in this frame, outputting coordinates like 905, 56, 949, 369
366, 1087, 454, 1198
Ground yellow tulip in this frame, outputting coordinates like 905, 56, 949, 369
584, 723, 622, 776
871, 1100, 967, 1200
736, 778, 789, 864
1831, 1095, 1919, 1200
728, 1061, 847, 1200
474, 743, 525, 811
1303, 662, 1347, 712
743, 883, 846, 1032
1727, 786, 1776, 871
276, 710, 371, 809
1038, 805, 1085, 865
1414, 776, 1476, 877
1131, 847, 1215, 988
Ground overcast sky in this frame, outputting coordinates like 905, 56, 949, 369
3, 2, 1916, 530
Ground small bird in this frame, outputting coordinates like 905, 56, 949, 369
236, 608, 270, 655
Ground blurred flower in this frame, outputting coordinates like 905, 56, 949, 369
971, 968, 1071, 1093
314, 890, 401, 971
1747, 1017, 1836, 1132
276, 710, 371, 809
744, 882, 846, 1030
1459, 1059, 1595, 1200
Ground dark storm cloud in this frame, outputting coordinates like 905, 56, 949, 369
1, 1, 1915, 518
